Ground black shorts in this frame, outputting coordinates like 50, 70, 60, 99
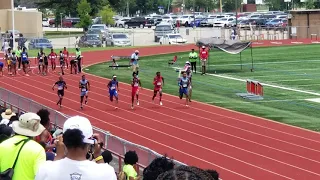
22, 61, 29, 65
58, 90, 64, 97
60, 61, 64, 66
44, 61, 48, 66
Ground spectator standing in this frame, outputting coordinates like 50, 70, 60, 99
35, 116, 117, 180
0, 112, 46, 180
123, 150, 141, 180
143, 156, 175, 180
35, 109, 55, 152
200, 46, 208, 75
189, 49, 198, 74
15, 46, 22, 69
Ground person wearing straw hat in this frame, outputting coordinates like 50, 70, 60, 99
108, 75, 119, 109
1, 109, 16, 120
0, 112, 46, 180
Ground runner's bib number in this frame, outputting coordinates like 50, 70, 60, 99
81, 88, 86, 92
134, 83, 139, 87
182, 84, 188, 88
111, 86, 116, 90
157, 82, 162, 86
58, 86, 63, 90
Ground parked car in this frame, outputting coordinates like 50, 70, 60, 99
255, 18, 268, 28
124, 17, 154, 28
78, 35, 102, 47
154, 23, 175, 42
105, 33, 131, 46
214, 17, 235, 28
28, 38, 53, 50
200, 18, 214, 27
87, 28, 103, 40
178, 15, 195, 26
190, 18, 203, 27
159, 34, 187, 45
42, 18, 49, 27
65, 18, 80, 26
115, 17, 131, 28
90, 24, 109, 40
266, 19, 284, 29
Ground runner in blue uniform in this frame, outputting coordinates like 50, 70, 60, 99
21, 48, 29, 76
79, 75, 90, 109
52, 76, 67, 108
179, 71, 191, 107
107, 75, 119, 109
0, 60, 3, 76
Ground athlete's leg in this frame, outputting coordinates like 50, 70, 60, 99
38, 63, 41, 73
80, 95, 84, 109
159, 90, 163, 102
152, 90, 157, 101
189, 87, 192, 102
136, 90, 139, 105
185, 93, 189, 106
179, 88, 183, 99
85, 92, 88, 104
131, 91, 135, 109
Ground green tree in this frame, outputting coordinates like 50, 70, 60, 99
99, 4, 115, 25
77, 0, 92, 29
305, 0, 315, 9
223, 0, 241, 12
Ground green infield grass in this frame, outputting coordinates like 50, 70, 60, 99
85, 44, 320, 132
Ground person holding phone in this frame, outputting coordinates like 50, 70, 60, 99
189, 49, 198, 74
35, 116, 117, 180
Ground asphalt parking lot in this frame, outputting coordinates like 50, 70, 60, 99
22, 27, 289, 49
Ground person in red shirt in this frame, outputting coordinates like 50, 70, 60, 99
49, 49, 57, 72
152, 72, 164, 106
131, 72, 142, 109
200, 46, 209, 75
63, 47, 69, 69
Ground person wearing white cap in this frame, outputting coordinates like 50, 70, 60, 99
1, 109, 16, 120
200, 45, 208, 75
131, 50, 140, 76
107, 75, 119, 109
0, 113, 46, 180
35, 116, 117, 180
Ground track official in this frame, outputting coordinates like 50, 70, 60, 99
189, 49, 198, 74
200, 46, 208, 75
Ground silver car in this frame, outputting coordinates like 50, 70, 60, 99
105, 33, 131, 46
90, 24, 109, 40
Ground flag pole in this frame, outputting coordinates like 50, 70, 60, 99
11, 0, 15, 50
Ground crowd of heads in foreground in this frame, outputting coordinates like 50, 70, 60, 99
0, 107, 219, 180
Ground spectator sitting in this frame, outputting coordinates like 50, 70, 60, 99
35, 109, 55, 152
206, 169, 220, 180
123, 150, 140, 180
1, 109, 16, 120
156, 165, 213, 180
35, 116, 117, 180
8, 115, 19, 127
143, 155, 175, 180
0, 112, 46, 180
0, 124, 13, 143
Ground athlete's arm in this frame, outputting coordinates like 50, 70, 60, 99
52, 82, 57, 90
116, 81, 119, 91
79, 81, 82, 88
107, 81, 111, 89
139, 79, 142, 87
64, 82, 67, 89
87, 81, 90, 90
162, 77, 165, 86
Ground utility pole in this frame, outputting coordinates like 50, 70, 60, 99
127, 0, 129, 17
11, 0, 15, 50
235, 0, 238, 27
219, 0, 222, 13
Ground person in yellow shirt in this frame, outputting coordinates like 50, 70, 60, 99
189, 49, 198, 74
0, 112, 46, 180
122, 151, 141, 180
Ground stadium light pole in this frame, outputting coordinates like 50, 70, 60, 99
235, 0, 238, 27
11, 0, 15, 50
219, 0, 222, 13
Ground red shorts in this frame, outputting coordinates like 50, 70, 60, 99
132, 87, 139, 96
154, 86, 162, 92
50, 59, 55, 64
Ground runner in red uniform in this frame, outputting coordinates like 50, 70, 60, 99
63, 47, 69, 69
152, 72, 164, 106
49, 49, 57, 72
131, 72, 142, 109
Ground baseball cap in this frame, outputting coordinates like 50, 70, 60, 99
63, 116, 94, 144
185, 61, 190, 64
12, 112, 45, 137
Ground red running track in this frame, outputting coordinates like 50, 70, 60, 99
1, 41, 320, 179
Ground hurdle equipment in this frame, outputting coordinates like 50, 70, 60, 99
237, 79, 264, 100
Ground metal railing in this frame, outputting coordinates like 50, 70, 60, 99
0, 88, 186, 174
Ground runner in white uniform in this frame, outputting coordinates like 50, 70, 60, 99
79, 75, 90, 110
